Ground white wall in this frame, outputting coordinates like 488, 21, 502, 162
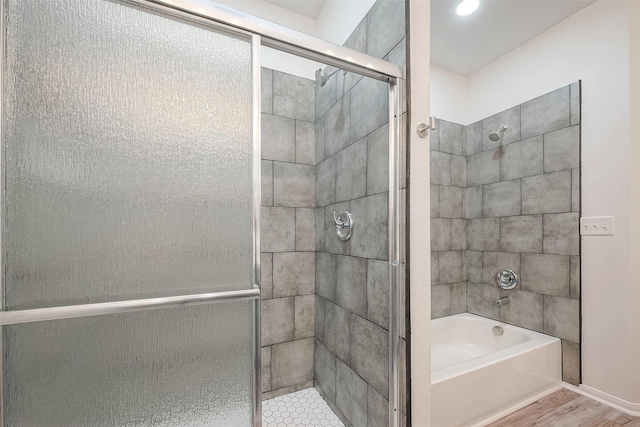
429, 65, 467, 125
316, 0, 375, 45
430, 0, 640, 407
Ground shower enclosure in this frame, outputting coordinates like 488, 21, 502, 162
0, 0, 404, 425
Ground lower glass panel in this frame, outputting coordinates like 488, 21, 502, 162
3, 301, 254, 426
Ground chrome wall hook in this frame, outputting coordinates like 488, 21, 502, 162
333, 211, 354, 241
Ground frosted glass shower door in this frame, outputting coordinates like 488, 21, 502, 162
1, 0, 259, 425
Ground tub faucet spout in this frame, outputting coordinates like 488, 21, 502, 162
495, 297, 510, 307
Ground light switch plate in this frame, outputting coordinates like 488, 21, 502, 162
580, 216, 614, 235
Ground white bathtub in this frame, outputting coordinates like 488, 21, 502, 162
431, 313, 561, 427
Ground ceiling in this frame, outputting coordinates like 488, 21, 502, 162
260, 0, 596, 76
263, 0, 326, 18
431, 0, 596, 76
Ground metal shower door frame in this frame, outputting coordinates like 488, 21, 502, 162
0, 1, 404, 426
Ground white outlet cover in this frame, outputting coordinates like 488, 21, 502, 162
580, 216, 614, 236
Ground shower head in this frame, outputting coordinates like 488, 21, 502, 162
315, 67, 346, 88
488, 124, 508, 142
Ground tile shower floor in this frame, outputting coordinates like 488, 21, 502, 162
262, 387, 345, 427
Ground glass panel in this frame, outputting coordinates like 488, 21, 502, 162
3, 301, 254, 426
3, 0, 254, 310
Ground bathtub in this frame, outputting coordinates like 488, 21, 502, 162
431, 313, 561, 427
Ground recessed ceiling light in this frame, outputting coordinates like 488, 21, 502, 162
456, 0, 479, 16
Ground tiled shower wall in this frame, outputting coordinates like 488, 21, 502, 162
430, 83, 581, 385
430, 121, 468, 316
314, 1, 407, 426
260, 67, 317, 399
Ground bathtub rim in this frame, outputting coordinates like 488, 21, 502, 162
431, 312, 561, 385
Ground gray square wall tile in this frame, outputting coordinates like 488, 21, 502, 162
562, 340, 581, 385
431, 151, 452, 186
439, 251, 464, 284
316, 156, 336, 207
316, 252, 337, 302
367, 259, 389, 329
431, 218, 451, 252
570, 81, 581, 125
296, 208, 315, 251
273, 162, 315, 208
296, 120, 316, 165
273, 71, 315, 122
367, 124, 389, 195
262, 207, 296, 252
431, 185, 440, 218
501, 136, 544, 181
351, 193, 389, 260
262, 346, 271, 392
368, 386, 389, 427
544, 295, 580, 342
431, 252, 440, 285
467, 148, 500, 186
483, 105, 521, 150
324, 301, 351, 363
316, 72, 337, 121
451, 219, 466, 251
466, 283, 499, 320
315, 115, 326, 164
262, 113, 296, 162
521, 85, 570, 140
482, 180, 521, 217
431, 285, 451, 319
500, 215, 543, 253
572, 169, 580, 212
295, 295, 315, 339
315, 297, 326, 343
465, 186, 483, 219
350, 315, 389, 398
336, 256, 367, 317
273, 252, 315, 297
466, 121, 483, 156
439, 120, 464, 155
271, 338, 314, 389
570, 256, 580, 299
261, 253, 273, 300
543, 212, 579, 255
262, 160, 273, 206
324, 94, 352, 158
315, 208, 326, 252
261, 67, 273, 114
336, 138, 367, 202
336, 359, 368, 427
366, 0, 405, 59
521, 254, 570, 297
522, 170, 572, 214
439, 186, 463, 218
315, 340, 336, 401
500, 289, 544, 332
351, 77, 388, 143
467, 218, 499, 251
451, 282, 467, 314
262, 297, 295, 346
451, 155, 467, 187
544, 125, 580, 173
467, 251, 483, 283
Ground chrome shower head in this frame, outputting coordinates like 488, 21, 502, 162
315, 67, 346, 88
488, 124, 508, 142
315, 68, 329, 87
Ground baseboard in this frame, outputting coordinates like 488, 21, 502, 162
470, 383, 564, 427
564, 383, 640, 417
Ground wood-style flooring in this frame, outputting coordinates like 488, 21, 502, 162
487, 388, 640, 427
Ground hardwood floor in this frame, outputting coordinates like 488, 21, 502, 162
488, 389, 640, 427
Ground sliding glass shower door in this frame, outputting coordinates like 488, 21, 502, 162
1, 0, 259, 425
